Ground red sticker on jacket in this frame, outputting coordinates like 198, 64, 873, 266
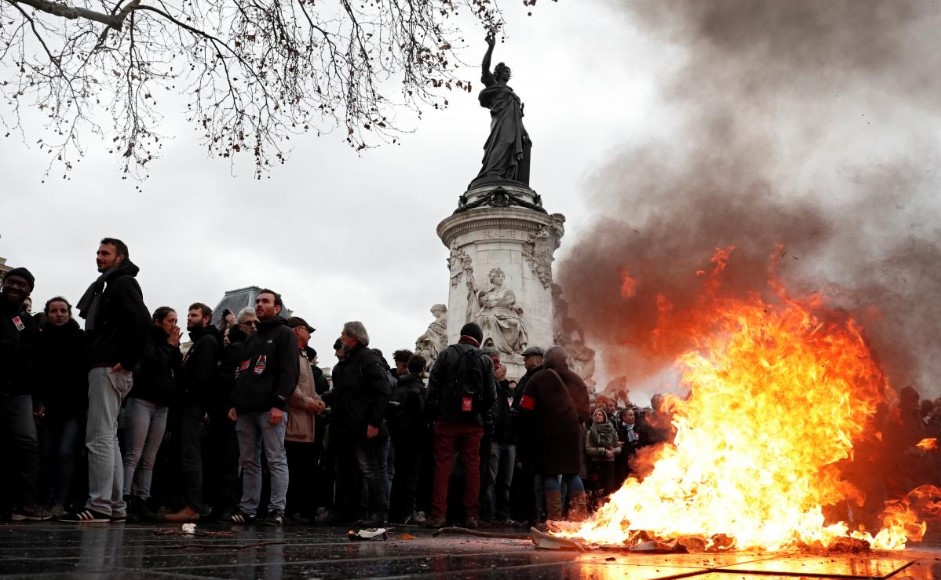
239, 360, 250, 371
519, 394, 536, 411
462, 396, 473, 412
254, 355, 267, 375
12, 316, 24, 332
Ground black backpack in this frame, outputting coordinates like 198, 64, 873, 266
442, 345, 486, 419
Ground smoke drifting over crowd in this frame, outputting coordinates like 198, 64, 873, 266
559, 0, 941, 397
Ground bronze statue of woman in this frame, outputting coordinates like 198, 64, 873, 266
469, 33, 532, 190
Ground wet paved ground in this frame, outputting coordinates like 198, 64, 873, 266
0, 521, 940, 579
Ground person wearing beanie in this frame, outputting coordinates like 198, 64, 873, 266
424, 321, 497, 529
0, 267, 50, 521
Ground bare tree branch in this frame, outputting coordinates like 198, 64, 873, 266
0, 0, 508, 181
7, 0, 130, 29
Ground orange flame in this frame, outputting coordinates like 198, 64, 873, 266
916, 438, 937, 451
556, 249, 928, 551
620, 268, 638, 298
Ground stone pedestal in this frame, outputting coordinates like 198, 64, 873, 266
437, 184, 565, 380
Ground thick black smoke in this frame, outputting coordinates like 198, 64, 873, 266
559, 0, 941, 396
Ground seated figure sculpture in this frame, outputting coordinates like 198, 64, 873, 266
467, 267, 528, 355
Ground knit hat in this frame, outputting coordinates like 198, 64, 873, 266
459, 322, 483, 344
4, 267, 35, 291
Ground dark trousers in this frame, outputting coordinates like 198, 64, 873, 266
389, 434, 422, 521
0, 394, 40, 506
204, 405, 240, 514
179, 402, 205, 511
285, 440, 319, 517
511, 450, 542, 524
334, 435, 363, 521
431, 421, 483, 520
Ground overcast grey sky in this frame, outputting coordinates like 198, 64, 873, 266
0, 1, 664, 375
5, 1, 940, 401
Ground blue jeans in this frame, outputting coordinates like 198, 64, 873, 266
121, 397, 168, 499
0, 394, 40, 506
355, 436, 390, 517
235, 411, 288, 515
39, 414, 82, 506
376, 433, 392, 501
86, 367, 133, 516
543, 473, 584, 493
486, 442, 516, 520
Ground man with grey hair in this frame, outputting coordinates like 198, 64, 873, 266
517, 345, 590, 523
236, 306, 259, 336
322, 321, 392, 525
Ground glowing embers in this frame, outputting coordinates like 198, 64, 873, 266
553, 248, 928, 551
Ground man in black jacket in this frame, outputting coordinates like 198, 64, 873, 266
226, 289, 298, 527
387, 354, 428, 524
64, 238, 150, 523
165, 303, 222, 522
510, 345, 544, 526
424, 322, 497, 529
322, 321, 392, 525
0, 267, 49, 521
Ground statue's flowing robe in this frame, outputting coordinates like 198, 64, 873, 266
473, 73, 531, 185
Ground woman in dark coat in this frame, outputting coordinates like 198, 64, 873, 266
517, 346, 590, 521
35, 297, 89, 516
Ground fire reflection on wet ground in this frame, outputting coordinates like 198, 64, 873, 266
1, 522, 940, 578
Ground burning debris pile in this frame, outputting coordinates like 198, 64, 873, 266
550, 248, 939, 552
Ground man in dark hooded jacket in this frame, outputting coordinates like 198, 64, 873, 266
227, 289, 298, 527
164, 303, 222, 522
0, 267, 49, 521
424, 322, 496, 529
387, 354, 428, 524
63, 239, 150, 523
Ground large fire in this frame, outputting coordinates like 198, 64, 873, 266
553, 248, 934, 551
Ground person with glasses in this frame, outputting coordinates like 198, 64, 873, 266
237, 307, 259, 336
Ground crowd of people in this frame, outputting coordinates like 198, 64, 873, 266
0, 237, 682, 529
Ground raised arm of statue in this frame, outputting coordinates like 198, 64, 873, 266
481, 33, 496, 86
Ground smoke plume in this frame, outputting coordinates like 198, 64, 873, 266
559, 0, 941, 398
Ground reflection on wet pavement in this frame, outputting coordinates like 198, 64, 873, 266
0, 522, 937, 578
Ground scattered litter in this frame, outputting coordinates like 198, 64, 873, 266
397, 533, 416, 540
181, 523, 196, 535
348, 528, 389, 541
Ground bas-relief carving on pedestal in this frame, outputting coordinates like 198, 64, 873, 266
522, 213, 565, 289
552, 283, 596, 389
466, 267, 528, 356
416, 304, 448, 369
449, 243, 474, 288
